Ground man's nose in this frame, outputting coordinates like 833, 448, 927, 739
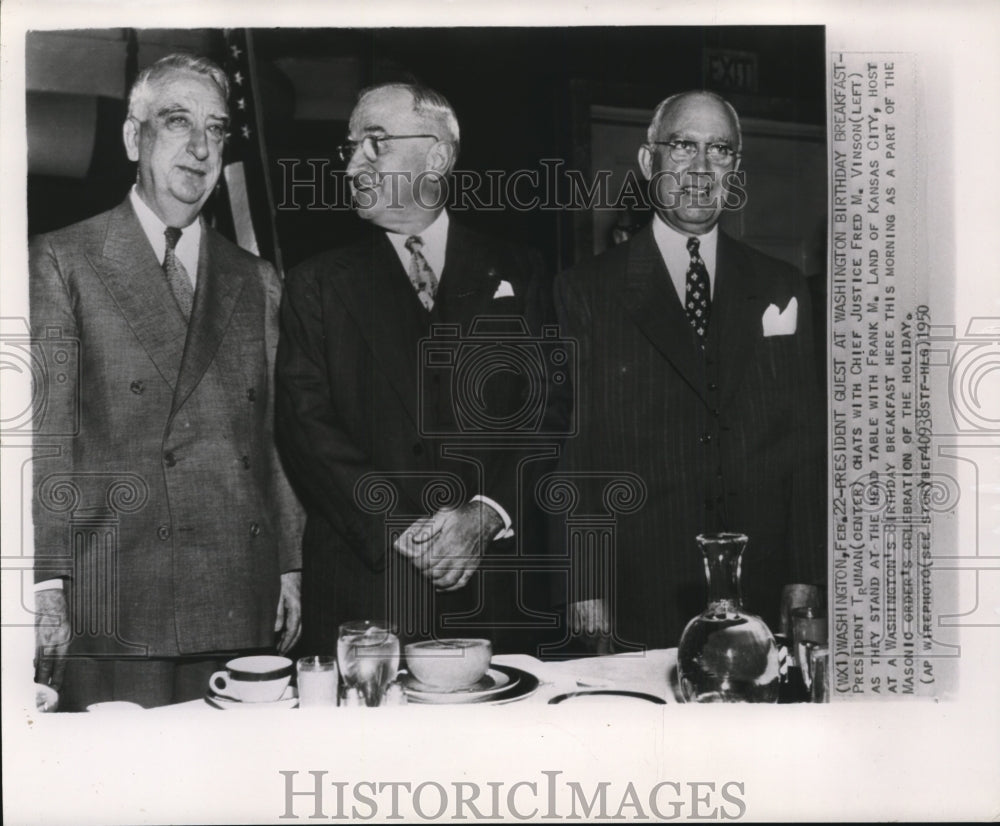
187, 126, 211, 161
345, 144, 370, 177
687, 144, 711, 174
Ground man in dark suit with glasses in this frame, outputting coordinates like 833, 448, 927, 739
277, 82, 556, 654
556, 90, 826, 651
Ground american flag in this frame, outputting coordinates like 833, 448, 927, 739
217, 29, 283, 274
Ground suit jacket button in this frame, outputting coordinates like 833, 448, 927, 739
700, 433, 713, 444
157, 524, 170, 540
242, 455, 251, 469
249, 521, 261, 537
708, 382, 718, 391
412, 443, 424, 456
164, 452, 176, 467
247, 388, 256, 402
130, 380, 144, 395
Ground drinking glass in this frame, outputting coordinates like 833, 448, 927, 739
296, 656, 339, 708
337, 621, 400, 707
807, 644, 830, 702
792, 606, 828, 689
780, 584, 821, 638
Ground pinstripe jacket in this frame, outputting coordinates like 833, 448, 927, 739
554, 224, 826, 649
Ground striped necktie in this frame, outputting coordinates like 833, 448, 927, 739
405, 235, 439, 311
163, 226, 194, 319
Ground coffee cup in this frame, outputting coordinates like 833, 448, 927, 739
209, 655, 293, 703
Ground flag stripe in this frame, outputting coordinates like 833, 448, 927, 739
224, 162, 260, 256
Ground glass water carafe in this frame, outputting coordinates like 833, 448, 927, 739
677, 532, 780, 703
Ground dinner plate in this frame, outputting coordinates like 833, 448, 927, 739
406, 664, 538, 705
548, 689, 667, 705
204, 685, 298, 710
403, 667, 516, 703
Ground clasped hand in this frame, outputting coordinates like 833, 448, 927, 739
394, 501, 503, 591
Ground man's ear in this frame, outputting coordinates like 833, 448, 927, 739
425, 140, 455, 176
123, 117, 140, 163
637, 144, 654, 182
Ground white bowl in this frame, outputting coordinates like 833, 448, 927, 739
404, 639, 492, 690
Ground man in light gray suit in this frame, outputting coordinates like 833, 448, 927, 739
31, 53, 302, 710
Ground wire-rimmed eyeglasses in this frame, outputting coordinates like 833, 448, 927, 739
650, 140, 739, 166
336, 134, 440, 163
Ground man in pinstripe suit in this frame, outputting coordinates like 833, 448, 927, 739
555, 91, 825, 650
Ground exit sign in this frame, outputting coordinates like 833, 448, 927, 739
705, 49, 759, 94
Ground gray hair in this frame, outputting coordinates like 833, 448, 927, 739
127, 53, 229, 121
357, 82, 461, 160
646, 90, 742, 153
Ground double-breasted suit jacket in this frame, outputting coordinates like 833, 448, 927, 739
276, 221, 551, 651
555, 225, 826, 649
30, 198, 302, 657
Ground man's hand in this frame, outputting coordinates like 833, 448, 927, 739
394, 501, 503, 591
274, 571, 302, 654
569, 598, 612, 655
34, 588, 70, 691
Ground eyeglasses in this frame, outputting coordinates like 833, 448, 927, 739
336, 134, 440, 163
650, 140, 739, 166
153, 113, 230, 145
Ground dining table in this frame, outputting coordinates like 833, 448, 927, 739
151, 648, 684, 713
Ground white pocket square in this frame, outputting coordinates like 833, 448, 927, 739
492, 280, 515, 299
762, 297, 798, 337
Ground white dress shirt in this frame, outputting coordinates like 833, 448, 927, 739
385, 208, 449, 279
129, 185, 202, 287
651, 214, 719, 305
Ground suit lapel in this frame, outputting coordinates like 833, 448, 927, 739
171, 226, 247, 416
332, 233, 426, 429
436, 223, 496, 325
90, 199, 187, 390
618, 225, 707, 401
712, 232, 770, 411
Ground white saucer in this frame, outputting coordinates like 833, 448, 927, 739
404, 666, 526, 704
205, 685, 298, 710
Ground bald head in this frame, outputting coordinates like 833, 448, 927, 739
646, 90, 742, 154
638, 90, 743, 235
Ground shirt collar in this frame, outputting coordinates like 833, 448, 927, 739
651, 214, 719, 300
386, 209, 449, 278
128, 185, 202, 281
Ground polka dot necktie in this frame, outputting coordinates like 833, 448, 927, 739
405, 235, 439, 312
685, 236, 711, 343
163, 226, 194, 319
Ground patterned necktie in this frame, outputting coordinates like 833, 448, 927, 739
685, 236, 712, 343
404, 235, 439, 312
163, 226, 194, 319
